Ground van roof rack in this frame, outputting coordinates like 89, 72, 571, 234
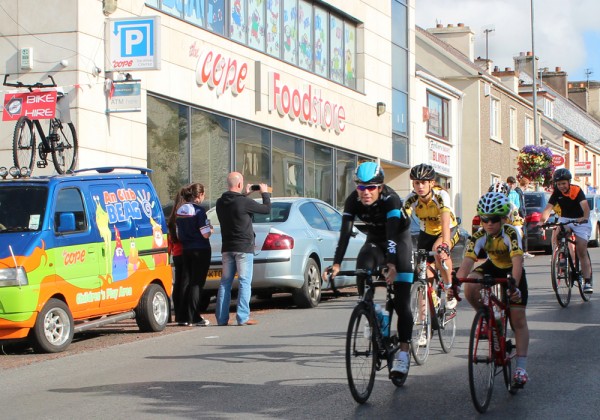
73, 166, 153, 175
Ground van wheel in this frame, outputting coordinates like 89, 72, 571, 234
292, 258, 321, 308
30, 298, 74, 353
136, 284, 170, 332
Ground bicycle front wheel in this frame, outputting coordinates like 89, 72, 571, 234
468, 309, 495, 413
12, 116, 36, 172
51, 120, 78, 174
410, 281, 430, 365
345, 303, 377, 404
438, 308, 456, 353
551, 247, 571, 307
576, 251, 592, 302
502, 337, 519, 395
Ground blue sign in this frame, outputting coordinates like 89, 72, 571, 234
106, 17, 161, 71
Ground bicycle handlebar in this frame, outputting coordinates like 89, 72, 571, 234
325, 266, 389, 294
457, 274, 516, 289
414, 248, 449, 271
539, 219, 587, 230
3, 74, 57, 90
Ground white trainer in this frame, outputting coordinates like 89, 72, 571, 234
417, 331, 428, 346
445, 295, 457, 310
391, 354, 409, 375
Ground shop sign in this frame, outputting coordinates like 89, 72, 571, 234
2, 91, 57, 121
552, 155, 565, 166
195, 49, 248, 97
574, 161, 592, 177
107, 82, 142, 113
428, 139, 451, 175
106, 17, 161, 71
268, 72, 346, 134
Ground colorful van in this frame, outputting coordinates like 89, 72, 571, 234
0, 167, 172, 352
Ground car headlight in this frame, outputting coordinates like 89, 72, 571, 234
0, 267, 29, 287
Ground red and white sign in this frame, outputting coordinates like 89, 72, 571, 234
268, 72, 346, 134
195, 49, 248, 97
574, 161, 592, 177
2, 91, 57, 121
552, 155, 565, 166
429, 140, 451, 175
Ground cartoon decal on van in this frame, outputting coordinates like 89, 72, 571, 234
112, 226, 128, 281
93, 195, 113, 281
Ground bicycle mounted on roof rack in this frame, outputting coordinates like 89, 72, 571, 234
3, 74, 78, 174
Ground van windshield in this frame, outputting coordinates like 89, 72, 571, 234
0, 186, 48, 232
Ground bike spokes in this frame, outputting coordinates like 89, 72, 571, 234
346, 305, 377, 404
468, 311, 495, 413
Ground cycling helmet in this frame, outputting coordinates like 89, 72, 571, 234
477, 192, 511, 217
488, 182, 510, 196
354, 161, 384, 184
552, 168, 572, 182
410, 163, 436, 181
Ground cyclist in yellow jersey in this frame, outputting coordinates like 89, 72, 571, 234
457, 192, 529, 387
404, 164, 459, 309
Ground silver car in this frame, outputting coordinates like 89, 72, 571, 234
203, 197, 366, 308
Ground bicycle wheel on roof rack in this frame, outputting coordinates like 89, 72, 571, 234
51, 119, 78, 174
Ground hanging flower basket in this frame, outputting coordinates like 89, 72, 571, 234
517, 145, 555, 188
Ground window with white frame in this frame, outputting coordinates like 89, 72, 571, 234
509, 107, 517, 148
544, 98, 554, 118
490, 97, 500, 139
525, 116, 533, 145
427, 91, 449, 140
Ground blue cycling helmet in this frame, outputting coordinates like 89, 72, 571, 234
354, 162, 384, 184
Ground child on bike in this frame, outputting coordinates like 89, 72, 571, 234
404, 164, 459, 310
323, 161, 414, 378
457, 192, 530, 387
539, 168, 592, 294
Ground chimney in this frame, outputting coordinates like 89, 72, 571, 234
541, 67, 568, 97
427, 23, 475, 61
492, 67, 520, 92
513, 51, 535, 77
475, 57, 493, 73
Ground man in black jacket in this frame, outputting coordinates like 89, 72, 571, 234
215, 172, 271, 326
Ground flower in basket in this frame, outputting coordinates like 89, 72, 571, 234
517, 145, 555, 187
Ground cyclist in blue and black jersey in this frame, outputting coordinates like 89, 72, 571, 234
323, 161, 414, 378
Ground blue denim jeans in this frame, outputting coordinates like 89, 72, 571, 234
215, 252, 254, 325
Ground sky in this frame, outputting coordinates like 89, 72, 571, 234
416, 0, 600, 82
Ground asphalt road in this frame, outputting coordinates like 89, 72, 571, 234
1, 250, 599, 419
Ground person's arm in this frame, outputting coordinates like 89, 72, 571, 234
245, 185, 271, 214
539, 203, 555, 224
511, 254, 523, 284
579, 198, 590, 222
456, 257, 475, 279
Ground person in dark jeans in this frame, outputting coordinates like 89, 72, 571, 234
215, 172, 271, 326
176, 183, 213, 326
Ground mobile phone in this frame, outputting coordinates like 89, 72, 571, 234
250, 184, 261, 191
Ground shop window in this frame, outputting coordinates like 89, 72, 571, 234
272, 132, 304, 197
247, 0, 265, 51
313, 6, 328, 77
336, 150, 356, 210
329, 15, 343, 84
283, 0, 298, 64
235, 121, 270, 186
305, 141, 333, 204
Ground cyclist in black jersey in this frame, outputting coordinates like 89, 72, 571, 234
323, 161, 414, 377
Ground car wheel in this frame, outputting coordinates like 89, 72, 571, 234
256, 291, 273, 300
292, 258, 321, 308
135, 284, 170, 332
30, 298, 74, 353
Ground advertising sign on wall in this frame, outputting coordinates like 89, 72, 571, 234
428, 139, 451, 175
106, 16, 161, 71
107, 82, 142, 113
2, 91, 57, 121
574, 161, 592, 177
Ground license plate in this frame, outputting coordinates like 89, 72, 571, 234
207, 269, 222, 280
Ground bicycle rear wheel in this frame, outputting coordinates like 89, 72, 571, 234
346, 303, 377, 404
410, 281, 430, 365
12, 116, 36, 172
551, 247, 571, 307
576, 251, 592, 302
51, 120, 78, 174
468, 309, 495, 413
438, 307, 456, 353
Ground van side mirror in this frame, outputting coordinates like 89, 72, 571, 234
57, 212, 76, 233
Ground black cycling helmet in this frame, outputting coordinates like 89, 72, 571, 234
410, 163, 436, 181
552, 168, 572, 182
354, 161, 384, 185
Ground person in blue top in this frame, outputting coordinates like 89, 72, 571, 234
176, 183, 213, 326
323, 161, 414, 378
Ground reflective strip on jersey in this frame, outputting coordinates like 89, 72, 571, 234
387, 209, 401, 219
395, 272, 414, 283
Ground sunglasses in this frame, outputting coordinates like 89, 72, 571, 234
480, 215, 502, 224
356, 184, 380, 191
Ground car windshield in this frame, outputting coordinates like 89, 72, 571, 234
525, 194, 543, 208
206, 202, 291, 225
0, 186, 48, 232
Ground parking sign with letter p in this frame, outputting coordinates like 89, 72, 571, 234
106, 16, 161, 71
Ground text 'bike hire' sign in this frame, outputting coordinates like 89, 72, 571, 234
2, 91, 57, 121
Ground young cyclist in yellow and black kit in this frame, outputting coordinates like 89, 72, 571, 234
457, 192, 530, 387
540, 168, 592, 294
404, 164, 459, 309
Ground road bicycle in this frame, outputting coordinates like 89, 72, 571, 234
3, 75, 78, 174
409, 249, 457, 365
541, 219, 592, 307
328, 266, 407, 404
458, 275, 519, 413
